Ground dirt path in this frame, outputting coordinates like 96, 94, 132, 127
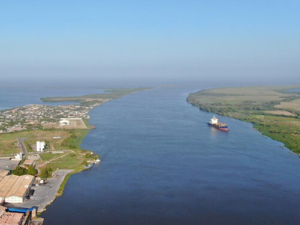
37, 152, 72, 168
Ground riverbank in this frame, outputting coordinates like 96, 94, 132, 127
0, 87, 151, 217
38, 88, 152, 199
187, 85, 300, 154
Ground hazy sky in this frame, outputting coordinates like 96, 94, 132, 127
1, 1, 299, 85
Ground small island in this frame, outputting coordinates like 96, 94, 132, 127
187, 85, 300, 154
0, 87, 150, 223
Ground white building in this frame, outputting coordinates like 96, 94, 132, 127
36, 141, 46, 152
12, 153, 23, 161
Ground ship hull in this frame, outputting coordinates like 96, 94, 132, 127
208, 123, 229, 131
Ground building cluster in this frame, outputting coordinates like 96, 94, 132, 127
0, 171, 34, 204
0, 104, 92, 133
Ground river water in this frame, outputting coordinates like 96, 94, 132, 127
2, 86, 300, 224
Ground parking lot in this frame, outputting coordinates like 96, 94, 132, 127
0, 159, 20, 170
11, 169, 73, 212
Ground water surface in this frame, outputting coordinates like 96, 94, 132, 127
37, 87, 300, 225
0, 86, 103, 110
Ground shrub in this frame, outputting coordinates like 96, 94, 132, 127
12, 166, 28, 176
40, 167, 53, 179
27, 165, 38, 176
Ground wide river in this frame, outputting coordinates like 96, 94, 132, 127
2, 86, 300, 224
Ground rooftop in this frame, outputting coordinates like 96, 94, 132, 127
23, 160, 35, 166
0, 175, 34, 199
0, 205, 6, 216
0, 170, 9, 178
0, 212, 23, 225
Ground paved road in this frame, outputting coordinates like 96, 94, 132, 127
17, 138, 28, 154
11, 169, 73, 212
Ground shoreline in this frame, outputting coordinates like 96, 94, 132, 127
0, 87, 152, 219
187, 85, 300, 155
12, 169, 74, 213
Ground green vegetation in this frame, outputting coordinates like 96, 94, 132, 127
61, 130, 89, 149
57, 173, 72, 196
0, 137, 19, 155
27, 165, 38, 176
47, 154, 82, 170
40, 167, 53, 179
187, 85, 300, 153
12, 165, 38, 176
0, 129, 89, 155
12, 166, 28, 176
0, 125, 98, 196
84, 152, 98, 159
81, 160, 88, 166
39, 153, 58, 161
24, 140, 33, 152
41, 87, 151, 106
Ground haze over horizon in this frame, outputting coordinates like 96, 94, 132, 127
1, 1, 299, 86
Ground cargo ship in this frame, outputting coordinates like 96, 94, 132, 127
208, 115, 229, 131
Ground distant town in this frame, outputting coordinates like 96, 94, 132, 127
0, 103, 102, 133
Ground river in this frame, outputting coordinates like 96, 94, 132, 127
2, 85, 300, 224
40, 86, 300, 225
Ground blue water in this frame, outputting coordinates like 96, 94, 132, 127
0, 86, 104, 110
2, 86, 300, 224
288, 89, 300, 93
41, 87, 300, 225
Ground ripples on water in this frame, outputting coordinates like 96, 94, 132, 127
2, 86, 300, 225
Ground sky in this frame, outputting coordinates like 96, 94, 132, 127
0, 0, 299, 86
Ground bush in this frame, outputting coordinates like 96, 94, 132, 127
84, 153, 93, 158
12, 166, 28, 176
27, 165, 38, 176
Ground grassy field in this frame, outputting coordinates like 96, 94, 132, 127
39, 153, 62, 161
0, 138, 19, 155
46, 153, 87, 170
0, 125, 95, 197
187, 85, 300, 153
275, 99, 300, 112
0, 127, 91, 160
0, 129, 77, 155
